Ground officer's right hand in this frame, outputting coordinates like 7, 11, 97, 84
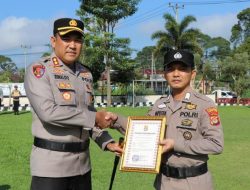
95, 111, 117, 129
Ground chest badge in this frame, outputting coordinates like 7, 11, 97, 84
62, 92, 71, 101
185, 103, 197, 110
183, 131, 192, 140
181, 119, 193, 126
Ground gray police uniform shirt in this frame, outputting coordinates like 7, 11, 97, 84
24, 53, 113, 177
115, 88, 224, 189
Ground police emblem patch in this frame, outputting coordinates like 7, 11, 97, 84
62, 92, 71, 101
33, 65, 45, 78
210, 116, 220, 126
183, 131, 192, 140
206, 107, 220, 126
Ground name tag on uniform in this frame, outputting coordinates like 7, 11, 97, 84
158, 104, 166, 109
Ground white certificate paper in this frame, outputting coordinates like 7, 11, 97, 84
120, 116, 166, 173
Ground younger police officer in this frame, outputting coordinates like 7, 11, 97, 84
113, 49, 224, 190
24, 18, 121, 190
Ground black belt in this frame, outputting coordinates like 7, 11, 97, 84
34, 137, 89, 152
160, 162, 208, 179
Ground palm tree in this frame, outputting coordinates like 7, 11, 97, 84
151, 13, 202, 55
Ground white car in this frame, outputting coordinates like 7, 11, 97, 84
212, 90, 237, 99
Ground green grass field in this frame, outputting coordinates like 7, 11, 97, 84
0, 106, 250, 190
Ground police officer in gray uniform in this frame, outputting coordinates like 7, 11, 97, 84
24, 18, 121, 190
113, 49, 224, 190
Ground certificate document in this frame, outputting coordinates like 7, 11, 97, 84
120, 116, 166, 173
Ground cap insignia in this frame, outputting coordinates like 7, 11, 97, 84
69, 19, 77, 27
174, 52, 182, 59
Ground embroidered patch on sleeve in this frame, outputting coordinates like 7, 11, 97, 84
206, 107, 220, 126
33, 65, 45, 78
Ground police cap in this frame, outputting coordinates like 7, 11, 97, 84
164, 49, 195, 70
53, 18, 84, 36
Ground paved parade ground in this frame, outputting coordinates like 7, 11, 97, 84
0, 106, 249, 190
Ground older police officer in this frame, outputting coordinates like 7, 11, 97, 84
24, 18, 121, 190
113, 49, 224, 190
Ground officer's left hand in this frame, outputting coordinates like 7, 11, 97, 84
106, 142, 123, 156
160, 139, 174, 153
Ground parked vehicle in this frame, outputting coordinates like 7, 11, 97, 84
212, 90, 237, 99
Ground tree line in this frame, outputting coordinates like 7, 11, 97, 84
0, 1, 249, 101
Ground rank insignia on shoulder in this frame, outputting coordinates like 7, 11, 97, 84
80, 71, 90, 78
33, 65, 45, 78
158, 104, 167, 109
181, 119, 193, 126
185, 103, 197, 110
62, 91, 71, 101
183, 131, 192, 140
52, 57, 60, 67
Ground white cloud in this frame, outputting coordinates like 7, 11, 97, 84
0, 17, 52, 51
137, 18, 164, 36
192, 13, 238, 40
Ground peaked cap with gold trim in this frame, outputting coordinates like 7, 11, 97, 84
53, 18, 84, 36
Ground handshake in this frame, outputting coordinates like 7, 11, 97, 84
95, 110, 118, 129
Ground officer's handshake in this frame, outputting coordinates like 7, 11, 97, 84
95, 111, 118, 129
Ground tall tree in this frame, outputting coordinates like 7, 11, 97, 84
230, 8, 250, 47
219, 52, 250, 99
0, 55, 17, 73
135, 46, 164, 76
151, 13, 201, 55
78, 0, 140, 106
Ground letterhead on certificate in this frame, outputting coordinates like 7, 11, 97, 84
120, 116, 166, 173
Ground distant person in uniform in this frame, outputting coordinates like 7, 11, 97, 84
112, 49, 224, 190
11, 85, 21, 115
24, 18, 121, 190
0, 86, 3, 108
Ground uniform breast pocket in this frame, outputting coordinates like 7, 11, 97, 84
177, 118, 199, 141
56, 82, 76, 106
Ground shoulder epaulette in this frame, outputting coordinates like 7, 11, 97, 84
160, 95, 169, 99
81, 64, 92, 73
193, 91, 211, 102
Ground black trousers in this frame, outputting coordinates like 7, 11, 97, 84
13, 100, 19, 112
30, 171, 92, 190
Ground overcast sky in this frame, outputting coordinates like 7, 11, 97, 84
0, 0, 249, 68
